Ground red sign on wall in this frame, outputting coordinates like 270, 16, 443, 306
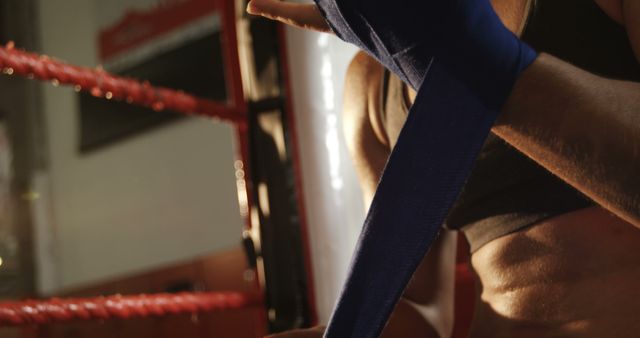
99, 0, 218, 61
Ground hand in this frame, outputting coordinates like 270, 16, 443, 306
265, 326, 326, 338
246, 0, 331, 33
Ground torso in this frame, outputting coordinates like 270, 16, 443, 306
367, 0, 640, 336
470, 207, 640, 338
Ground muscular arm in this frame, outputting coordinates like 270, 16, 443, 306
343, 52, 457, 338
497, 43, 640, 227
493, 0, 640, 226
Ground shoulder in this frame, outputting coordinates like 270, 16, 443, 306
343, 51, 390, 147
341, 52, 392, 205
346, 51, 383, 80
344, 51, 384, 102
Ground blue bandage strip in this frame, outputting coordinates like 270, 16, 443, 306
326, 63, 496, 337
314, 1, 537, 337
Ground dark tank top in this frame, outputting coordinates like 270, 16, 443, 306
380, 0, 640, 252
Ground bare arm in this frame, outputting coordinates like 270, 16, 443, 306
497, 52, 640, 226
489, 0, 640, 226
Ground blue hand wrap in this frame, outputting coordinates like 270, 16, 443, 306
313, 1, 538, 337
317, 0, 536, 108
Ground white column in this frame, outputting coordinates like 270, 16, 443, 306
285, 28, 365, 323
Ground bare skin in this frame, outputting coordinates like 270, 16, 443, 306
254, 0, 640, 337
248, 0, 640, 227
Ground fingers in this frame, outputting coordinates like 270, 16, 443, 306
247, 0, 332, 33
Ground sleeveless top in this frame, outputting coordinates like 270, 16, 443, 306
380, 0, 640, 252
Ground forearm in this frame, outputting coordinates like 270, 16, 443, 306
496, 53, 640, 225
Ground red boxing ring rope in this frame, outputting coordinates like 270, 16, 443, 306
0, 291, 262, 326
0, 42, 246, 123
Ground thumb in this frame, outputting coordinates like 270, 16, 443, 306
247, 0, 332, 33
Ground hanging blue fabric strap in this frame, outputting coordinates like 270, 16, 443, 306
324, 62, 496, 338
313, 0, 538, 337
